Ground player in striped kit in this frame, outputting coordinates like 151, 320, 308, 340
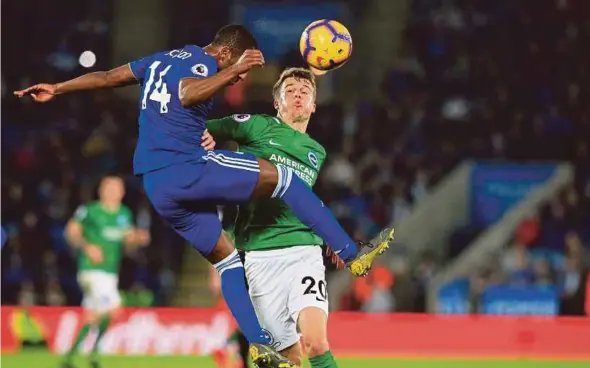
207, 68, 394, 368
62, 176, 150, 368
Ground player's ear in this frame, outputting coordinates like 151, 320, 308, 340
273, 98, 279, 111
216, 46, 233, 67
220, 46, 235, 63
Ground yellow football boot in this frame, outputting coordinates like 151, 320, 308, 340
347, 228, 395, 277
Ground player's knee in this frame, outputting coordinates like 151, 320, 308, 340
251, 159, 280, 199
206, 231, 236, 264
298, 307, 329, 357
302, 334, 330, 357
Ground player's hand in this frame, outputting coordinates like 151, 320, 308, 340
125, 229, 150, 246
14, 83, 58, 103
134, 229, 151, 246
84, 245, 104, 264
201, 129, 216, 151
233, 49, 265, 74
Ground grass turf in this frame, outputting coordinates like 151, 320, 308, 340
2, 351, 589, 368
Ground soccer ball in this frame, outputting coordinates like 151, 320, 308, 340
299, 20, 352, 71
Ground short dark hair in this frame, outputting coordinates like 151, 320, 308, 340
272, 67, 316, 99
211, 24, 258, 56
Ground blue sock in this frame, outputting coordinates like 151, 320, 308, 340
213, 250, 270, 345
272, 165, 358, 262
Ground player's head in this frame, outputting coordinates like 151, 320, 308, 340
273, 67, 317, 124
98, 176, 125, 204
209, 24, 258, 70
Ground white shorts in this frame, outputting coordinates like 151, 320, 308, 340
77, 270, 121, 314
244, 246, 328, 351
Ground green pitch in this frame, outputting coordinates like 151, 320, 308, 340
2, 351, 588, 368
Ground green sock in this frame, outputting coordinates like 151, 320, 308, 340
91, 316, 111, 357
65, 324, 92, 360
308, 351, 339, 368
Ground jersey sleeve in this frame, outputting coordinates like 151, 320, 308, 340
128, 54, 154, 83
183, 51, 218, 80
72, 205, 89, 224
206, 114, 267, 144
317, 146, 328, 170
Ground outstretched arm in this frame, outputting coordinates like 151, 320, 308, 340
14, 64, 137, 102
55, 64, 138, 93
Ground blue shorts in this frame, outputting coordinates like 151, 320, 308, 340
143, 150, 260, 256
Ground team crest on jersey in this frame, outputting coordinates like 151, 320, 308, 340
191, 63, 208, 77
308, 152, 319, 169
117, 215, 129, 226
232, 114, 251, 123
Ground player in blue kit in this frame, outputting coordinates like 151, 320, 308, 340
15, 24, 393, 367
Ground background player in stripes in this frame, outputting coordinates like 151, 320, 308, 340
207, 67, 394, 368
62, 176, 149, 368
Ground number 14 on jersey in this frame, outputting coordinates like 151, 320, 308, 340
142, 61, 172, 113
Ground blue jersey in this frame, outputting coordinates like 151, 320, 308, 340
129, 45, 218, 175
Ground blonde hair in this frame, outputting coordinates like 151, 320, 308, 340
272, 67, 316, 99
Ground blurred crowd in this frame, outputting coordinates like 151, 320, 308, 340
2, 0, 184, 307
2, 0, 589, 314
467, 184, 590, 316
337, 0, 589, 313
